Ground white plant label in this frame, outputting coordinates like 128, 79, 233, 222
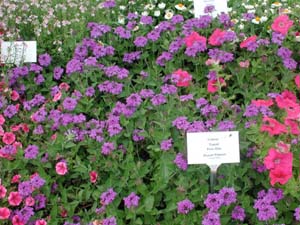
193, 0, 228, 18
1, 41, 37, 65
187, 131, 240, 166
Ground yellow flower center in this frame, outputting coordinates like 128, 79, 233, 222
255, 17, 261, 22
177, 3, 184, 8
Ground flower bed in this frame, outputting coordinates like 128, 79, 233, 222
0, 0, 300, 224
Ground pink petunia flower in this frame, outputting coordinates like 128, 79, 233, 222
8, 192, 22, 206
35, 219, 47, 225
2, 132, 16, 145
0, 185, 7, 199
260, 116, 287, 136
55, 161, 68, 175
89, 171, 98, 183
172, 69, 192, 87
0, 114, 5, 125
207, 78, 226, 93
240, 36, 257, 48
295, 75, 300, 88
209, 28, 226, 46
184, 31, 207, 48
0, 207, 10, 220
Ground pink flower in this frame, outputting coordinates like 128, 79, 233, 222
8, 191, 22, 206
208, 28, 226, 46
53, 91, 62, 102
240, 36, 257, 48
89, 171, 98, 183
2, 132, 16, 145
56, 161, 68, 175
11, 90, 19, 101
251, 99, 273, 107
264, 148, 293, 186
269, 167, 293, 186
184, 31, 207, 48
25, 196, 35, 206
271, 15, 293, 35
0, 114, 5, 125
11, 174, 21, 183
12, 215, 25, 225
207, 78, 226, 93
35, 219, 47, 225
275, 91, 298, 109
59, 82, 70, 91
276, 141, 291, 153
295, 75, 300, 88
0, 126, 3, 136
0, 207, 10, 220
284, 119, 300, 135
260, 116, 287, 136
172, 69, 192, 87
0, 185, 7, 198
264, 148, 293, 169
286, 107, 300, 121
239, 60, 250, 68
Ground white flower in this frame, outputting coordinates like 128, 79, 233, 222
119, 5, 126, 10
281, 8, 291, 14
164, 11, 174, 20
144, 4, 155, 10
252, 16, 261, 24
247, 9, 256, 14
118, 15, 125, 24
175, 3, 187, 11
244, 4, 254, 10
271, 2, 282, 8
141, 11, 149, 16
260, 16, 268, 22
158, 2, 166, 9
239, 23, 244, 30
154, 10, 161, 17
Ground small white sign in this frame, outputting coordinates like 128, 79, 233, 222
187, 131, 239, 166
194, 0, 228, 18
1, 41, 37, 65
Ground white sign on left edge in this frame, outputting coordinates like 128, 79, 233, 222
193, 0, 228, 18
1, 41, 37, 65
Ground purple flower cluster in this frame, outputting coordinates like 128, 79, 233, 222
100, 188, 117, 206
254, 188, 284, 221
203, 187, 239, 224
177, 199, 195, 214
277, 46, 297, 70
173, 153, 187, 171
123, 192, 140, 209
160, 138, 173, 151
208, 48, 234, 63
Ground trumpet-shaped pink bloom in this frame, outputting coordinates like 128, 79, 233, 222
295, 75, 300, 88
0, 185, 7, 198
240, 36, 257, 48
8, 191, 22, 206
172, 69, 192, 87
89, 171, 98, 183
35, 219, 47, 225
251, 99, 273, 107
55, 162, 68, 175
2, 132, 15, 145
271, 15, 293, 35
184, 31, 207, 48
260, 116, 287, 136
0, 207, 10, 220
264, 148, 293, 186
207, 78, 226, 93
209, 28, 226, 46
